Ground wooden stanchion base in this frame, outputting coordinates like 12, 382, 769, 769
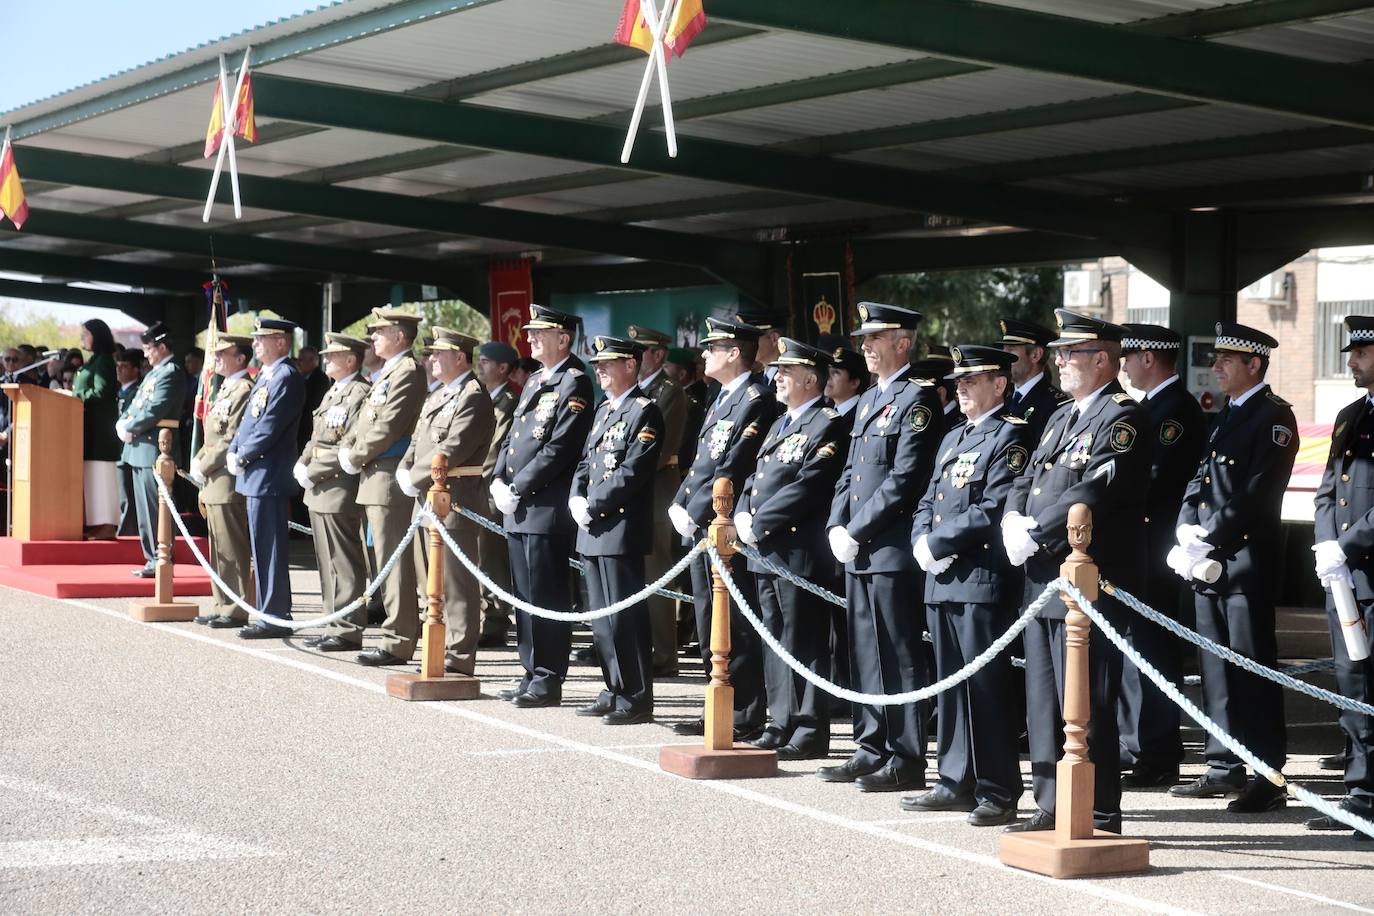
128, 601, 198, 623
659, 744, 778, 780
999, 831, 1150, 879
385, 672, 481, 702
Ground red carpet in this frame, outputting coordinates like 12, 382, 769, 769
0, 535, 213, 599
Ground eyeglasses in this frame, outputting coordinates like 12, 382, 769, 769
704, 343, 734, 353
1, 356, 17, 362
1055, 348, 1104, 361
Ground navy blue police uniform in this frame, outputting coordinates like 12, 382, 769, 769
1000, 318, 1070, 443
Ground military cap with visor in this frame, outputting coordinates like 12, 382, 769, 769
522, 304, 580, 332
770, 337, 833, 370
1120, 323, 1182, 355
1342, 315, 1374, 352
1049, 308, 1126, 347
850, 301, 921, 336
587, 335, 646, 362
1212, 320, 1278, 357
946, 344, 1017, 378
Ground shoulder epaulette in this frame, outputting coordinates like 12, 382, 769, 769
1112, 392, 1136, 405
1266, 391, 1291, 407
1001, 414, 1027, 425
465, 378, 481, 392
746, 387, 762, 400
1053, 388, 1071, 404
911, 378, 934, 387
568, 368, 584, 379
636, 396, 651, 408
822, 407, 840, 419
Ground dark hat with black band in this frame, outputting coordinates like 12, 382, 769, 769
252, 317, 296, 336
947, 344, 1017, 377
140, 321, 171, 345
1049, 309, 1126, 347
830, 346, 867, 378
627, 324, 672, 347
1120, 323, 1182, 355
851, 301, 921, 336
522, 304, 580, 332
1213, 320, 1278, 357
735, 310, 783, 333
999, 318, 1055, 348
666, 346, 699, 367
771, 337, 832, 369
588, 335, 645, 362
701, 316, 764, 344
925, 344, 956, 364
479, 340, 519, 365
1342, 315, 1374, 352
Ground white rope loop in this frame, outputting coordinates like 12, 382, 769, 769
734, 542, 848, 607
423, 504, 706, 622
154, 475, 419, 630
706, 541, 1060, 706
1062, 579, 1374, 839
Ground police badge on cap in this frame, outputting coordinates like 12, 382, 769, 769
140, 321, 170, 345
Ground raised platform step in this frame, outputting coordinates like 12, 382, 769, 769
0, 535, 206, 567
0, 563, 213, 599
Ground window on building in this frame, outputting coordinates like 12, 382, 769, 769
1317, 300, 1374, 378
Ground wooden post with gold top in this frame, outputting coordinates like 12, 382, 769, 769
387, 453, 480, 701
129, 429, 197, 622
999, 503, 1150, 878
660, 478, 777, 779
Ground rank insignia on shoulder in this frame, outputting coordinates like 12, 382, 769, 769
1007, 445, 1029, 472
1273, 425, 1293, 447
1266, 391, 1290, 407
747, 387, 762, 400
1160, 419, 1183, 445
743, 421, 760, 438
568, 368, 584, 378
466, 378, 481, 392
568, 397, 589, 413
1335, 420, 1348, 440
637, 427, 657, 443
1112, 392, 1135, 405
636, 397, 651, 407
911, 405, 932, 433
823, 407, 840, 419
1109, 421, 1137, 452
818, 442, 838, 458
1001, 414, 1026, 425
911, 378, 934, 388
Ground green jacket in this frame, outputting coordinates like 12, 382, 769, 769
118, 358, 186, 469
73, 351, 119, 462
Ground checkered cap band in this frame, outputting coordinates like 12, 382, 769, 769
1214, 334, 1271, 357
1352, 328, 1374, 343
1122, 337, 1180, 351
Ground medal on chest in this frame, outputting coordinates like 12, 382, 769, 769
1061, 432, 1092, 465
325, 404, 348, 429
368, 377, 389, 406
952, 451, 980, 488
534, 390, 558, 422
875, 404, 895, 431
708, 420, 735, 459
250, 386, 269, 418
776, 433, 808, 464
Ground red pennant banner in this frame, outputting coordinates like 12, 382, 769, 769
489, 258, 533, 357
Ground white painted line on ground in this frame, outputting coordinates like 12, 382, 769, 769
469, 741, 699, 757
865, 815, 973, 826
55, 595, 1202, 916
0, 773, 173, 831
0, 833, 272, 870
1219, 874, 1374, 913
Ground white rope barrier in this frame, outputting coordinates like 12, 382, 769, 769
154, 474, 419, 631
734, 542, 847, 607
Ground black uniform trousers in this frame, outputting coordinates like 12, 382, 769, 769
928, 601, 1022, 808
1194, 592, 1286, 776
1023, 612, 1122, 831
245, 495, 293, 618
508, 529, 574, 699
1328, 596, 1374, 807
847, 570, 928, 773
689, 552, 765, 730
584, 554, 653, 715
1118, 577, 1185, 771
756, 571, 830, 752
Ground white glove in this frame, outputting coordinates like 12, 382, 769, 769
490, 479, 519, 515
292, 461, 312, 491
115, 419, 135, 444
1315, 540, 1349, 579
568, 495, 592, 529
1000, 512, 1040, 566
929, 554, 955, 576
337, 448, 358, 475
828, 526, 860, 564
1166, 545, 1195, 580
1322, 565, 1356, 591
913, 534, 935, 572
668, 502, 696, 538
226, 452, 242, 476
1181, 536, 1213, 565
190, 464, 206, 487
734, 511, 757, 546
1176, 524, 1209, 549
397, 469, 420, 499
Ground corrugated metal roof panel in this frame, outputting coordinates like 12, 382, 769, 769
1059, 144, 1374, 190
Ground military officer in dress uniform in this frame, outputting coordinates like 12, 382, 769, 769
627, 324, 688, 677
825, 346, 868, 417
114, 349, 142, 537
1117, 324, 1207, 788
337, 308, 427, 664
1002, 310, 1150, 834
821, 303, 943, 793
476, 341, 521, 649
569, 336, 665, 724
227, 318, 306, 639
1170, 322, 1298, 813
669, 317, 779, 737
296, 334, 373, 653
1000, 318, 1069, 441
116, 322, 187, 578
1310, 315, 1374, 838
189, 335, 255, 628
734, 339, 851, 759
491, 305, 595, 707
396, 327, 495, 675
737, 311, 784, 390
906, 345, 1029, 826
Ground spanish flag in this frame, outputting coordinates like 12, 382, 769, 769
203, 70, 258, 159
614, 0, 707, 58
0, 132, 28, 231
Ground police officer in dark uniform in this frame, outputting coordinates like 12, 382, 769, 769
1310, 315, 1374, 837
912, 348, 963, 433
821, 303, 943, 793
737, 311, 784, 391
669, 317, 779, 738
735, 339, 851, 759
1002, 310, 1150, 834
1170, 322, 1298, 813
569, 336, 665, 725
1117, 324, 1207, 788
227, 318, 306, 639
491, 305, 595, 707
1000, 318, 1069, 442
907, 345, 1029, 826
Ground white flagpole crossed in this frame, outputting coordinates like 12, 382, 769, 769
620, 0, 679, 163
202, 47, 252, 222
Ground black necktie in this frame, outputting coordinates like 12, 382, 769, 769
1213, 405, 1232, 436
1010, 390, 1024, 410
779, 413, 793, 434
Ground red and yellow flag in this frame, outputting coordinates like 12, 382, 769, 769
203, 70, 258, 158
0, 134, 29, 231
614, 0, 707, 58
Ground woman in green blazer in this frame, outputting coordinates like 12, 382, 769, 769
73, 318, 120, 539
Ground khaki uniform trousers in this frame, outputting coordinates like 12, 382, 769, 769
205, 496, 252, 622
310, 505, 366, 642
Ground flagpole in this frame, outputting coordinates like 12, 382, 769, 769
620, 0, 676, 163
223, 47, 252, 220
201, 56, 232, 222
644, 0, 679, 158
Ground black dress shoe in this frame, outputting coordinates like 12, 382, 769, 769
192, 614, 216, 625
734, 725, 765, 743
238, 622, 291, 639
497, 685, 526, 701
968, 800, 1017, 827
1320, 753, 1347, 771
776, 744, 827, 761
856, 764, 925, 794
312, 635, 361, 652
576, 699, 616, 718
355, 648, 408, 666
1122, 763, 1180, 789
1169, 773, 1245, 798
206, 616, 246, 629
672, 719, 705, 737
816, 756, 886, 784
603, 709, 654, 725
511, 692, 561, 709
899, 785, 976, 812
301, 635, 328, 648
751, 730, 786, 751
131, 566, 155, 579
1004, 809, 1055, 833
1227, 776, 1286, 813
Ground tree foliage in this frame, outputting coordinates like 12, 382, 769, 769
335, 299, 490, 342
0, 301, 84, 350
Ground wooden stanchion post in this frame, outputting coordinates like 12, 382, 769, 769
387, 453, 480, 701
999, 503, 1150, 878
660, 478, 777, 779
129, 429, 197, 622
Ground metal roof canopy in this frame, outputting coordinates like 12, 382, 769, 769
4, 0, 1374, 330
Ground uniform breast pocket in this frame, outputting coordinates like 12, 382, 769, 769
869, 429, 901, 466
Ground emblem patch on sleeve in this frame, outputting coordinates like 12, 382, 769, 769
742, 421, 760, 438
1272, 425, 1293, 447
637, 427, 657, 443
1159, 419, 1183, 446
910, 406, 931, 433
1108, 421, 1137, 452
568, 397, 589, 413
1007, 446, 1028, 472
817, 442, 838, 458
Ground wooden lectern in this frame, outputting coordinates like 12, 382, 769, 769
3, 384, 83, 541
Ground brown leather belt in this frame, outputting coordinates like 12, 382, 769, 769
156, 419, 179, 429
447, 466, 483, 478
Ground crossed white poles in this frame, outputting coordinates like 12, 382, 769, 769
621, 0, 679, 163
203, 47, 252, 222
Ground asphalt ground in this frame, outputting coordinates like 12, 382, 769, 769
3, 551, 1373, 914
